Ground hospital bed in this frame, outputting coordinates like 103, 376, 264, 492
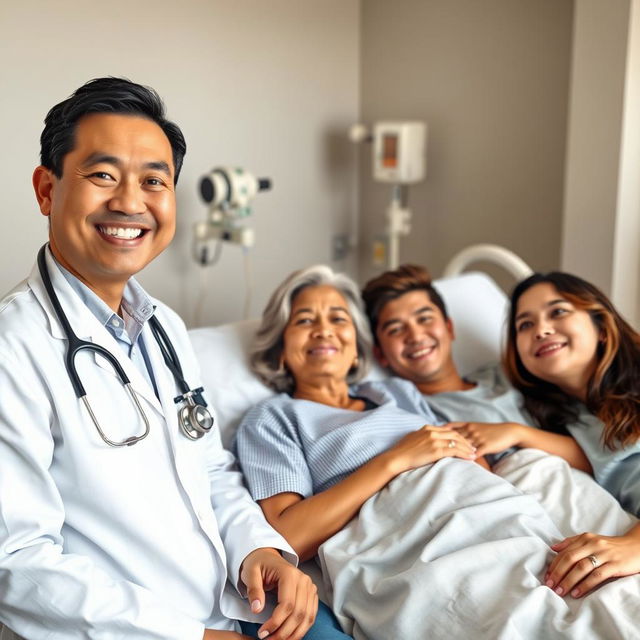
189, 265, 639, 637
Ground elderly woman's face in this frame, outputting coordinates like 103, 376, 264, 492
282, 284, 358, 386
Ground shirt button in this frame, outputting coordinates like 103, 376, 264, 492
111, 317, 121, 327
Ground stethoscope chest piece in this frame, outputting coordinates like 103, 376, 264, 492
178, 393, 214, 440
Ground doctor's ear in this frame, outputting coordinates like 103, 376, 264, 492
32, 166, 56, 216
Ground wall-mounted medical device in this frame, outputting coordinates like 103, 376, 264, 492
193, 167, 271, 263
372, 122, 426, 184
350, 121, 427, 269
192, 167, 271, 323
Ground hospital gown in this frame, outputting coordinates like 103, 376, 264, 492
235, 378, 440, 499
566, 409, 640, 517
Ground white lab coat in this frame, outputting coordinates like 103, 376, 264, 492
0, 250, 294, 640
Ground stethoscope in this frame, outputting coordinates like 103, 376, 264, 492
37, 245, 214, 446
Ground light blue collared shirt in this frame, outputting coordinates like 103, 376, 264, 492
55, 260, 158, 396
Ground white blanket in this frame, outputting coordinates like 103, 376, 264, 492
319, 450, 640, 639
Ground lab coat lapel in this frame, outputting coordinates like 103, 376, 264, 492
27, 249, 164, 416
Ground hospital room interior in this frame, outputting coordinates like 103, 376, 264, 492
2, 0, 640, 636
1, 0, 637, 332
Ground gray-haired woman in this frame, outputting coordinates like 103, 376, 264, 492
236, 265, 477, 562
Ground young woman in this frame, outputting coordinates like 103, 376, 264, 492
503, 271, 640, 599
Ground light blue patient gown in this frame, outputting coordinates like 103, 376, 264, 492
567, 410, 640, 517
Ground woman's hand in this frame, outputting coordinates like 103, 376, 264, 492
385, 425, 477, 475
449, 421, 593, 473
203, 631, 252, 639
545, 526, 640, 597
449, 421, 523, 457
239, 547, 317, 640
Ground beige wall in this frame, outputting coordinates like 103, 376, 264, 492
0, 0, 360, 325
6, 1, 637, 328
358, 0, 574, 287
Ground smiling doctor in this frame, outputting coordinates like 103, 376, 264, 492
0, 78, 318, 640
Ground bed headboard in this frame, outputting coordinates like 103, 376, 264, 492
189, 271, 508, 447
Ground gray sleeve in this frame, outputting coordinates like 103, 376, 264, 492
235, 400, 314, 501
383, 377, 443, 426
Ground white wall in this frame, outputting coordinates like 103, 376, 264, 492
562, 0, 640, 326
0, 0, 360, 326
358, 0, 574, 288
612, 0, 640, 327
561, 1, 630, 294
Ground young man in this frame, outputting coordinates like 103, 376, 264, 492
0, 78, 321, 640
361, 264, 591, 470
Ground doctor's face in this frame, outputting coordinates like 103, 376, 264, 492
33, 113, 176, 293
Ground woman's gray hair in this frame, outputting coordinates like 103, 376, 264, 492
251, 265, 373, 393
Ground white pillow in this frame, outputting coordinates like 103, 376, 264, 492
189, 271, 508, 447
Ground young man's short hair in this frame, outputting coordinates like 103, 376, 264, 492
361, 264, 449, 344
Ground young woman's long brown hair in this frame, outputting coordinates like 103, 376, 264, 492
504, 272, 640, 449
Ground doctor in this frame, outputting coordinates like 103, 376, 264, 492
0, 78, 317, 640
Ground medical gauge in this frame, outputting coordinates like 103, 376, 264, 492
194, 166, 271, 261
350, 121, 427, 269
193, 166, 272, 323
37, 245, 214, 446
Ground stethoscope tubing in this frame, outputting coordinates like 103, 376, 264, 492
37, 245, 132, 398
38, 244, 150, 446
36, 244, 212, 445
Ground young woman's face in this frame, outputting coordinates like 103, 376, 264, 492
282, 285, 358, 387
514, 282, 601, 400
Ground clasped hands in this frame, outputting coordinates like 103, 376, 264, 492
204, 547, 317, 640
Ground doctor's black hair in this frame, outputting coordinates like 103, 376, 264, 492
39, 77, 186, 184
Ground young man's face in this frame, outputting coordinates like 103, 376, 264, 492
33, 112, 176, 293
375, 289, 456, 384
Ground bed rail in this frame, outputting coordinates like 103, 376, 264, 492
442, 243, 533, 281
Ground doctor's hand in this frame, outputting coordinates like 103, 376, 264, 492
240, 547, 317, 640
203, 631, 251, 639
544, 525, 640, 598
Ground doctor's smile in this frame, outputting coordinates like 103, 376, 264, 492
96, 222, 153, 241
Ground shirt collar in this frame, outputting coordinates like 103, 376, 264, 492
54, 258, 154, 343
